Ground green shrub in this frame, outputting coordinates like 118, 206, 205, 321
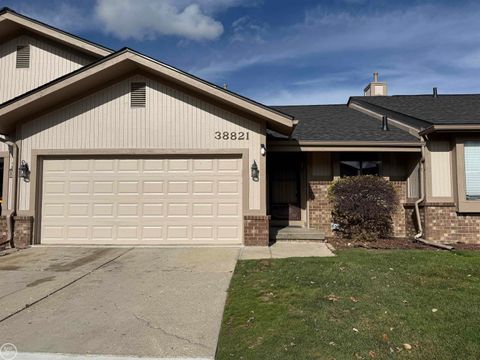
328, 176, 398, 241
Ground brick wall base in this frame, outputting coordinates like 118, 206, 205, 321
13, 216, 33, 249
0, 215, 33, 249
0, 216, 7, 250
244, 215, 270, 246
308, 180, 408, 239
308, 181, 333, 237
424, 204, 480, 244
404, 204, 422, 238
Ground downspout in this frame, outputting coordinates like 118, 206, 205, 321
413, 140, 425, 241
0, 136, 18, 248
413, 137, 453, 250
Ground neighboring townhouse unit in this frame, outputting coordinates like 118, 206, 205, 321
0, 8, 479, 248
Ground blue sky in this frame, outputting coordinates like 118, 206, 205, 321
3, 0, 480, 105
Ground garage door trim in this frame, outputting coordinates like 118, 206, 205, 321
33, 149, 249, 245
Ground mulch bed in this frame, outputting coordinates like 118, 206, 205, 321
326, 237, 480, 251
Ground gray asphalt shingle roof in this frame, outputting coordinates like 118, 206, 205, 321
269, 104, 419, 142
351, 94, 480, 125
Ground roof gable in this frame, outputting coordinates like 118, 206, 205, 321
0, 48, 295, 134
0, 7, 112, 58
270, 104, 419, 143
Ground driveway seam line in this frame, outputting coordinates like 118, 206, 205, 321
0, 247, 134, 323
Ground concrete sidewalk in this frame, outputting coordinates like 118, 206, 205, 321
239, 241, 335, 260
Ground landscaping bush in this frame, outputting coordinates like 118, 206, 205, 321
328, 175, 398, 241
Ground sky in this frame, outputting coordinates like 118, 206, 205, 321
3, 0, 480, 105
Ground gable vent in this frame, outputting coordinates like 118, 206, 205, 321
16, 45, 30, 68
131, 82, 146, 108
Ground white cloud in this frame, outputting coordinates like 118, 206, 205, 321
94, 0, 226, 41
16, 2, 93, 32
230, 16, 267, 43
192, 3, 480, 81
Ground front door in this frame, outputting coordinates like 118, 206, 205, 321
268, 153, 302, 222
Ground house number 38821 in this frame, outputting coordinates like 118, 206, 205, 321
214, 131, 249, 140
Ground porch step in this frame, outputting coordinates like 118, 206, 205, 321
270, 227, 326, 241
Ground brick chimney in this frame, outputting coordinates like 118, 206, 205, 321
364, 72, 387, 96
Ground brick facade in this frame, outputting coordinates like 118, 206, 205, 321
404, 204, 422, 238
13, 216, 33, 249
423, 204, 480, 244
244, 215, 270, 246
308, 180, 334, 237
307, 179, 409, 239
0, 216, 7, 250
0, 215, 33, 249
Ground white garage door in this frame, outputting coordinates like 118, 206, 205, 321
40, 156, 243, 245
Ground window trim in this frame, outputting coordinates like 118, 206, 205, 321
455, 137, 480, 212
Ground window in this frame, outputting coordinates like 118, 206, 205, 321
340, 154, 381, 177
130, 82, 146, 107
464, 141, 480, 200
16, 45, 30, 68
408, 162, 421, 199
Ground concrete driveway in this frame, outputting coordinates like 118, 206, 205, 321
0, 246, 239, 359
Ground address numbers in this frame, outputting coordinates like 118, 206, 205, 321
214, 131, 250, 140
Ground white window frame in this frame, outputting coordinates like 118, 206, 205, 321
455, 138, 480, 212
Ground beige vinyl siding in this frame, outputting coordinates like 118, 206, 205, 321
407, 162, 420, 198
20, 74, 263, 212
0, 34, 94, 103
428, 140, 453, 198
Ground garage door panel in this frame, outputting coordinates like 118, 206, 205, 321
41, 157, 243, 245
218, 158, 240, 171
93, 181, 115, 194
93, 203, 114, 217
68, 203, 90, 217
118, 159, 140, 172
93, 159, 115, 172
218, 181, 240, 194
217, 203, 240, 217
118, 181, 139, 194
143, 159, 165, 172
167, 181, 189, 194
193, 159, 214, 171
143, 203, 164, 217
67, 226, 89, 239
193, 181, 214, 194
167, 159, 189, 172
69, 159, 90, 172
117, 203, 139, 217
43, 203, 65, 217
167, 225, 189, 240
69, 181, 89, 194
192, 203, 214, 217
167, 203, 189, 217
143, 181, 164, 194
192, 226, 214, 240
44, 181, 66, 194
218, 226, 240, 240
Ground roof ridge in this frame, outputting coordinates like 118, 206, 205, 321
273, 104, 347, 107
353, 93, 480, 98
0, 7, 114, 55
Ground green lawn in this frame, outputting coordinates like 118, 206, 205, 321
216, 250, 480, 359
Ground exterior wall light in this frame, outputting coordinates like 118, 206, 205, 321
19, 160, 30, 180
260, 144, 267, 156
251, 160, 259, 181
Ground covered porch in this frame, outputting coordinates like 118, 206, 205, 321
267, 148, 422, 241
